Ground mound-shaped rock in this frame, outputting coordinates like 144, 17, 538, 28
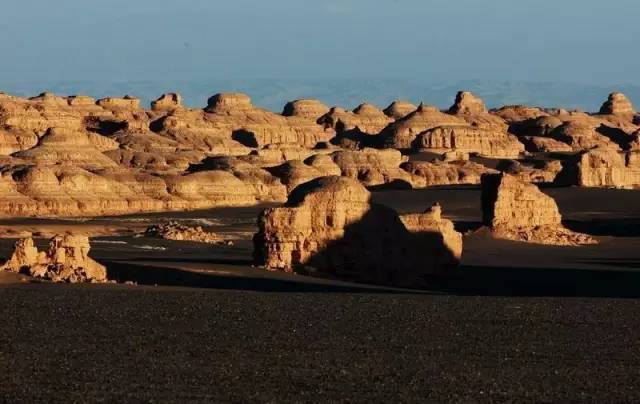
413, 125, 524, 158
491, 105, 548, 123
13, 127, 119, 169
151, 93, 183, 112
520, 136, 573, 153
254, 176, 462, 288
318, 104, 392, 134
481, 173, 596, 245
548, 121, 622, 151
599, 92, 635, 116
498, 159, 563, 183
379, 104, 467, 149
401, 159, 495, 187
282, 99, 330, 120
145, 221, 227, 244
1, 234, 107, 283
330, 148, 418, 187
383, 101, 417, 119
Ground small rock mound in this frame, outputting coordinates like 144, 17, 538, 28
151, 93, 182, 111
448, 91, 486, 115
1, 234, 107, 283
599, 92, 635, 115
383, 101, 417, 119
206, 93, 253, 113
282, 99, 330, 119
145, 221, 228, 245
481, 173, 596, 246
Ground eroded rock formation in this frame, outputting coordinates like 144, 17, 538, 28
254, 176, 462, 288
1, 234, 107, 282
481, 173, 596, 245
145, 221, 227, 244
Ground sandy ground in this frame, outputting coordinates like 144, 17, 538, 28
1, 186, 640, 402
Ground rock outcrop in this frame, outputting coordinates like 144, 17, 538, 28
318, 104, 392, 135
1, 234, 107, 282
383, 101, 417, 119
379, 104, 467, 149
413, 125, 524, 158
599, 92, 635, 116
562, 148, 640, 188
144, 221, 227, 244
254, 176, 462, 288
481, 173, 596, 245
282, 99, 330, 120
401, 159, 495, 187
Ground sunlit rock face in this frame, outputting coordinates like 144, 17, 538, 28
254, 176, 462, 288
481, 173, 596, 246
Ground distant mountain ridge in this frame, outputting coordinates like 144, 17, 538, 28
1, 79, 638, 113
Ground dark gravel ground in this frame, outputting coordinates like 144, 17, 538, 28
3, 282, 640, 403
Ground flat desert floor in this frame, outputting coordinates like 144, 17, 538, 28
1, 186, 640, 403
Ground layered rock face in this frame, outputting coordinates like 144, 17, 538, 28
564, 148, 640, 188
414, 125, 524, 158
599, 92, 635, 116
156, 92, 334, 152
1, 234, 107, 283
401, 159, 495, 187
481, 173, 596, 245
254, 176, 462, 288
379, 104, 467, 149
145, 221, 227, 245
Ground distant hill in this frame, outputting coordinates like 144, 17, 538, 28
1, 79, 638, 113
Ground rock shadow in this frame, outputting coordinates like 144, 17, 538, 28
231, 129, 259, 148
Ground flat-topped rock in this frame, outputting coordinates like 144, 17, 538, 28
282, 99, 330, 119
205, 92, 253, 113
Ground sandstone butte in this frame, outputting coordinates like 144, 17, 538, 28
1, 234, 107, 283
144, 221, 229, 245
481, 173, 596, 246
253, 176, 462, 288
0, 89, 638, 217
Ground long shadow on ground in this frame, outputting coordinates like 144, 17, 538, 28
106, 260, 640, 298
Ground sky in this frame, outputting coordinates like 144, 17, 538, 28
1, 0, 639, 85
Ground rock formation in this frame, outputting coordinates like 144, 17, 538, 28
254, 176, 462, 288
282, 99, 330, 120
599, 92, 635, 116
318, 104, 392, 135
330, 148, 418, 187
151, 93, 183, 112
379, 104, 467, 149
144, 221, 227, 244
383, 101, 417, 119
1, 234, 107, 282
481, 173, 596, 245
413, 125, 524, 158
401, 159, 495, 187
561, 148, 640, 188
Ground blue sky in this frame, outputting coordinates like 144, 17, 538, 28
1, 0, 639, 84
